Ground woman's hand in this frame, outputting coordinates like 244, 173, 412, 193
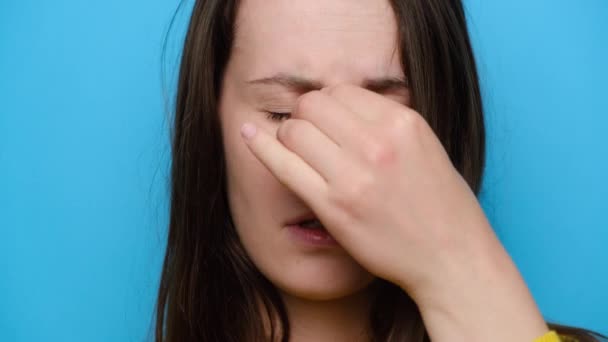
240, 83, 487, 293
240, 84, 549, 341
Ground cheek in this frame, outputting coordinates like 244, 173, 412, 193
220, 98, 285, 197
221, 111, 286, 228
223, 118, 279, 197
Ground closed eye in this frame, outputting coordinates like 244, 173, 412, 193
265, 111, 291, 121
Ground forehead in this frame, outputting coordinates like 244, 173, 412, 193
231, 0, 403, 84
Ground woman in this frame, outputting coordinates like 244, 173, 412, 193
155, 0, 607, 341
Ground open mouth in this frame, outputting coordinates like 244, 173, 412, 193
286, 217, 338, 246
298, 218, 326, 230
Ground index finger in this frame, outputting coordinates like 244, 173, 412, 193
240, 122, 332, 217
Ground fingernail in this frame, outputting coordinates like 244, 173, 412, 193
241, 123, 257, 139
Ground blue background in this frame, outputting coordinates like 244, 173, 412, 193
1, 0, 606, 340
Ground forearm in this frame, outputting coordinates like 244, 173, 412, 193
407, 235, 550, 342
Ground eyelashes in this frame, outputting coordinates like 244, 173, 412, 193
265, 111, 291, 121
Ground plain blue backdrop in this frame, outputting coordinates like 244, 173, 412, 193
1, 0, 606, 341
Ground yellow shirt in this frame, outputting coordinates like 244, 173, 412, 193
534, 330, 570, 342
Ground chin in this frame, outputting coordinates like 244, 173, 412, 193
268, 262, 377, 301
278, 283, 368, 301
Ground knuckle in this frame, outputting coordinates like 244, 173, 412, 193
386, 108, 410, 130
390, 111, 409, 132
382, 109, 427, 142
363, 139, 396, 165
404, 110, 427, 134
330, 172, 373, 214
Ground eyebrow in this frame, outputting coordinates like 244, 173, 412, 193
247, 73, 409, 93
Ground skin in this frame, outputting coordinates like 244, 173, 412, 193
220, 0, 550, 341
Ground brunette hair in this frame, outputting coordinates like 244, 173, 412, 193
154, 0, 607, 341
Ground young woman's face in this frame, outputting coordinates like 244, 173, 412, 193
220, 0, 409, 300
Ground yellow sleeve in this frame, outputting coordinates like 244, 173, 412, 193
534, 330, 562, 342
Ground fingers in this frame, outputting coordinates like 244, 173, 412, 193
291, 90, 373, 153
276, 118, 350, 183
322, 84, 411, 123
240, 122, 330, 216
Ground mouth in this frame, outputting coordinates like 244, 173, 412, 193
286, 213, 326, 229
296, 218, 326, 230
285, 217, 337, 246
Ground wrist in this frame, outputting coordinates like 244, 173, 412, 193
405, 236, 549, 341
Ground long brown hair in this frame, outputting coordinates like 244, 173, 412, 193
155, 0, 607, 341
